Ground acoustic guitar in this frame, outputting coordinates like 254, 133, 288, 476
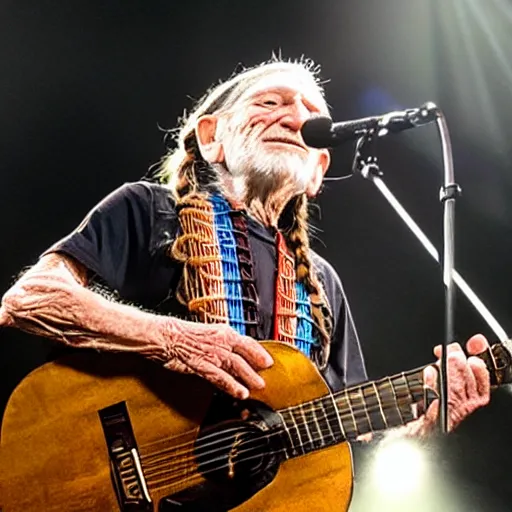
1, 340, 511, 511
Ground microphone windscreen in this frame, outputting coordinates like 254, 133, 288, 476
301, 116, 333, 148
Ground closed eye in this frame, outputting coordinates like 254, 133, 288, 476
260, 99, 279, 107
256, 93, 282, 108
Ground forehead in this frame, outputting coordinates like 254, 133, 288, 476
238, 70, 329, 114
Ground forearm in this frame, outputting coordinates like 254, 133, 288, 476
1, 269, 173, 362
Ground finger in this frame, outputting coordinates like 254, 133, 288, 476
224, 352, 266, 391
466, 334, 489, 355
468, 356, 491, 400
423, 365, 438, 390
443, 351, 478, 400
234, 336, 274, 370
453, 357, 478, 398
433, 342, 464, 359
196, 360, 251, 400
424, 398, 440, 425
356, 432, 373, 443
0, 306, 14, 327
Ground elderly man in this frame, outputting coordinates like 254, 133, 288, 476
0, 58, 489, 438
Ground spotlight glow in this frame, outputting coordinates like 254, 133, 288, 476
372, 439, 426, 496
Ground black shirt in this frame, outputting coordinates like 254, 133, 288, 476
44, 181, 368, 391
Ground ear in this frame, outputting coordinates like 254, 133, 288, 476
195, 115, 225, 164
306, 149, 330, 197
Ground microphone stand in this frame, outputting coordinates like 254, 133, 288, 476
351, 110, 508, 434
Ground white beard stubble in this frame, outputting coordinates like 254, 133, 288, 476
223, 129, 316, 204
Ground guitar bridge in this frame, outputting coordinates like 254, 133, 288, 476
99, 401, 152, 511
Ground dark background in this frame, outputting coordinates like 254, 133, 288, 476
1, 1, 512, 510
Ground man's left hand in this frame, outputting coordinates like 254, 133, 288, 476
423, 334, 491, 432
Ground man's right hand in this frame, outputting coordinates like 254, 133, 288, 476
1, 253, 273, 400
160, 320, 274, 400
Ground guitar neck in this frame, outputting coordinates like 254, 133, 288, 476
277, 341, 512, 456
332, 367, 426, 438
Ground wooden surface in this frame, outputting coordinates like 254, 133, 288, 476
234, 342, 354, 512
0, 342, 353, 511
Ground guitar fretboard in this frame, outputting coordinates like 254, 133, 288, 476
277, 367, 426, 458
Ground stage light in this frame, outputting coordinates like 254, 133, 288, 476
371, 438, 426, 496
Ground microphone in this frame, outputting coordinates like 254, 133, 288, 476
301, 102, 440, 148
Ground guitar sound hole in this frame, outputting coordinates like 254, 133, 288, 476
195, 419, 275, 482
159, 397, 286, 511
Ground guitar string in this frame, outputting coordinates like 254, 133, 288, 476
140, 390, 408, 469
145, 431, 288, 488
142, 411, 392, 481
139, 368, 426, 463
142, 395, 425, 491
139, 370, 426, 469
140, 390, 422, 480
140, 424, 244, 456
146, 373, 436, 491
140, 372, 423, 457
145, 420, 354, 492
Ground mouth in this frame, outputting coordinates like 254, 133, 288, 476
262, 138, 307, 151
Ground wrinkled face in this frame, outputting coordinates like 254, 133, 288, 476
217, 70, 331, 196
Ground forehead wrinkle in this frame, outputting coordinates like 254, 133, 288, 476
235, 72, 329, 115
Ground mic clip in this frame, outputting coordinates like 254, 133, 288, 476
352, 132, 382, 179
440, 183, 462, 203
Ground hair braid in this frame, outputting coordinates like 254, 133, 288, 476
168, 134, 222, 316
282, 194, 333, 368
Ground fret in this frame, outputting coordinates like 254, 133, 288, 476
393, 372, 420, 424
290, 402, 328, 451
342, 388, 360, 438
302, 401, 324, 448
359, 382, 387, 432
277, 394, 349, 458
295, 403, 314, 450
311, 398, 342, 447
329, 367, 428, 437
372, 382, 388, 428
359, 382, 384, 432
329, 389, 360, 439
317, 397, 338, 444
404, 369, 426, 403
382, 376, 406, 427
323, 393, 346, 442
367, 376, 407, 430
343, 387, 372, 438
277, 409, 303, 458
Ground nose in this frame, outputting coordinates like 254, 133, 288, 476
279, 98, 312, 133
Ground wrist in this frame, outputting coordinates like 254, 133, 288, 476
385, 415, 434, 441
152, 315, 202, 361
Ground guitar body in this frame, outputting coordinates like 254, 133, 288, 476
0, 342, 354, 511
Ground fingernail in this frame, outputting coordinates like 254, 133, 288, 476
240, 389, 249, 400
